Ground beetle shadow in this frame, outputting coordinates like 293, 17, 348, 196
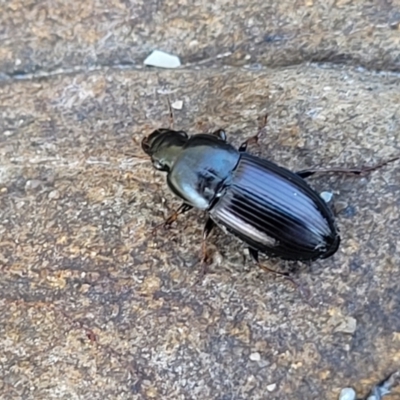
207, 226, 313, 277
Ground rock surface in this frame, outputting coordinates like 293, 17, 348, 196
1, 1, 400, 399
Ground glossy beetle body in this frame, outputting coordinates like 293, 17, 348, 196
142, 128, 340, 261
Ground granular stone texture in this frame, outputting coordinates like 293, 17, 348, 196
1, 1, 400, 400
1, 0, 400, 77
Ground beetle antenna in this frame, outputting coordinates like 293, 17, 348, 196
257, 113, 269, 140
260, 113, 268, 131
166, 96, 174, 129
238, 113, 269, 152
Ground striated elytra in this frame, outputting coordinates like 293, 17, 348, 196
141, 128, 340, 262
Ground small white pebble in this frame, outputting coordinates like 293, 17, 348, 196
144, 50, 181, 69
48, 190, 60, 200
171, 100, 183, 110
25, 180, 42, 191
334, 316, 357, 334
266, 383, 276, 392
3, 130, 14, 136
339, 387, 356, 400
320, 191, 333, 203
249, 352, 261, 361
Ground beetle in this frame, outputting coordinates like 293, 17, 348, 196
141, 123, 343, 270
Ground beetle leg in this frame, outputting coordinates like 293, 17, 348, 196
211, 129, 227, 141
248, 248, 309, 296
204, 215, 215, 233
238, 132, 261, 152
166, 96, 174, 129
248, 248, 290, 278
296, 155, 400, 178
239, 114, 268, 152
296, 170, 316, 179
198, 217, 216, 276
152, 203, 193, 235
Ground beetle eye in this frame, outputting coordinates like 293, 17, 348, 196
153, 159, 166, 171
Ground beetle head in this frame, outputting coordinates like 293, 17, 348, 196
141, 129, 189, 172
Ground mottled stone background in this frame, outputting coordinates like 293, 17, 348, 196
1, 1, 400, 399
